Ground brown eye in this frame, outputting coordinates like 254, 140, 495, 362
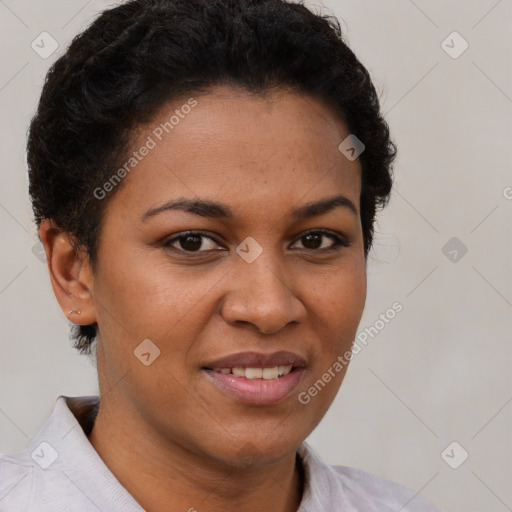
179, 235, 203, 251
163, 232, 223, 253
302, 233, 322, 249
291, 230, 348, 251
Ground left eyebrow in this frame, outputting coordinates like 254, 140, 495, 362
291, 195, 357, 219
140, 194, 357, 222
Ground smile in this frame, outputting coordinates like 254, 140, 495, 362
209, 366, 294, 379
201, 351, 306, 405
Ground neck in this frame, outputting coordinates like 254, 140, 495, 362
87, 398, 304, 512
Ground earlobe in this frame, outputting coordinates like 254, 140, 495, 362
39, 219, 97, 326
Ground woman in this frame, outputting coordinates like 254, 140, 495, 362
0, 0, 440, 510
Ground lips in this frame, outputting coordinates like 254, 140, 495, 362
203, 350, 306, 370
202, 351, 306, 405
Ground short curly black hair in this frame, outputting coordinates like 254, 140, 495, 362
27, 0, 396, 353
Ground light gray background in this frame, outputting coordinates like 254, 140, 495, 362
1, 1, 510, 511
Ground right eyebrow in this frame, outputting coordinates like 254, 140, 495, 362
141, 198, 235, 222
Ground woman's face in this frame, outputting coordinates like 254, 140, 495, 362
89, 86, 366, 466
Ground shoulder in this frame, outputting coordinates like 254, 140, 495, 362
298, 442, 441, 512
0, 447, 96, 512
1, 437, 110, 512
0, 396, 143, 512
0, 396, 92, 512
0, 449, 34, 511
331, 464, 441, 511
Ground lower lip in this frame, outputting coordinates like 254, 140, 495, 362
202, 368, 305, 405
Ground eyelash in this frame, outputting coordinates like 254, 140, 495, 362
162, 230, 349, 254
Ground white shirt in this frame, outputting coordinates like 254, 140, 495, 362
0, 396, 441, 511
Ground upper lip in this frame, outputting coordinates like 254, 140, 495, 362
203, 351, 307, 369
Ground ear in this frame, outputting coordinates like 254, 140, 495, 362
39, 219, 97, 326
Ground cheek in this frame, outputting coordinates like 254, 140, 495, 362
92, 256, 228, 402
308, 261, 367, 329
94, 251, 213, 341
303, 260, 367, 382
297, 263, 366, 418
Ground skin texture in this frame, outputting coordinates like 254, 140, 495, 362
40, 85, 367, 512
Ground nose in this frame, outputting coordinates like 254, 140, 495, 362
220, 251, 306, 335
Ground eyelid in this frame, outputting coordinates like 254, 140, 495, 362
162, 229, 349, 253
289, 229, 350, 250
162, 231, 225, 251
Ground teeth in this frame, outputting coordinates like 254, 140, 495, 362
232, 367, 246, 377
262, 367, 279, 379
278, 365, 292, 377
245, 368, 263, 379
214, 365, 294, 379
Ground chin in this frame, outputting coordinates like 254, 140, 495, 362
205, 433, 302, 469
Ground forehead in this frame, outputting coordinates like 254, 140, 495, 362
106, 86, 361, 219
